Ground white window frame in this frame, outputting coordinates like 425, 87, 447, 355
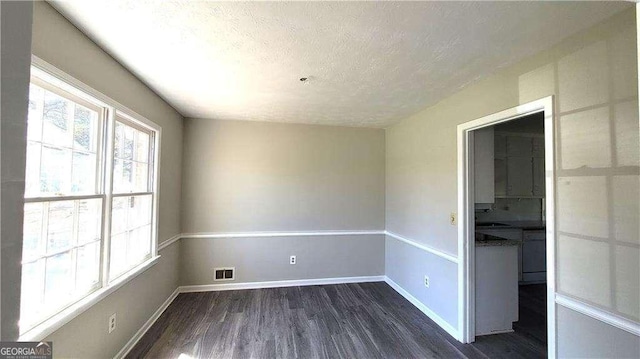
19, 56, 162, 341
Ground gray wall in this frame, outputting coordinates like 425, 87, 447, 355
0, 0, 33, 341
31, 3, 184, 357
385, 6, 638, 354
557, 305, 640, 358
182, 234, 384, 286
181, 118, 385, 233
385, 236, 458, 327
180, 118, 386, 284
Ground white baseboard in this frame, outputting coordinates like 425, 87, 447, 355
179, 275, 385, 293
384, 276, 460, 341
114, 287, 180, 359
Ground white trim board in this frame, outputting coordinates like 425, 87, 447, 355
179, 275, 385, 293
114, 288, 180, 359
456, 96, 556, 357
181, 230, 385, 239
555, 294, 640, 337
384, 231, 458, 263
384, 276, 460, 341
158, 234, 181, 251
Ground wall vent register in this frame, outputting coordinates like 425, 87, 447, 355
214, 268, 235, 281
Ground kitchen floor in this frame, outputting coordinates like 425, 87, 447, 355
471, 284, 547, 358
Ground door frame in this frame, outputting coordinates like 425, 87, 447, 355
456, 96, 557, 357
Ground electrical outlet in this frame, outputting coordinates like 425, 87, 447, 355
424, 275, 430, 288
108, 313, 116, 333
290, 255, 296, 265
450, 212, 457, 226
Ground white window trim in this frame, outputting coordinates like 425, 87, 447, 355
19, 56, 163, 341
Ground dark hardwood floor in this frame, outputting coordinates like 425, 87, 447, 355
127, 282, 546, 359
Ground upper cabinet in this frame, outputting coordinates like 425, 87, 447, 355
495, 133, 545, 198
506, 136, 533, 157
532, 137, 545, 158
474, 127, 495, 204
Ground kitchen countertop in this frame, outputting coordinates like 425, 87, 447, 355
475, 221, 546, 246
476, 238, 521, 247
476, 221, 546, 230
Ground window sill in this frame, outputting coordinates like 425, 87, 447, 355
19, 255, 161, 342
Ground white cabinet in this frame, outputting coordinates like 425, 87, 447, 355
533, 157, 545, 197
495, 133, 545, 198
476, 245, 519, 335
494, 158, 507, 197
532, 137, 545, 158
507, 157, 533, 196
474, 127, 494, 203
522, 230, 546, 283
507, 136, 532, 157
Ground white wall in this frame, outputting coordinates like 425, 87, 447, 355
180, 118, 386, 284
30, 3, 184, 356
385, 6, 639, 352
0, 0, 33, 341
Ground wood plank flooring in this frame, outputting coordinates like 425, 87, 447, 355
470, 284, 547, 358
127, 282, 546, 359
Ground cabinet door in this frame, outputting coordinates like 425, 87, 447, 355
495, 134, 507, 159
532, 137, 545, 158
494, 158, 507, 197
506, 157, 533, 196
533, 157, 545, 197
474, 128, 495, 203
522, 239, 546, 273
507, 136, 533, 157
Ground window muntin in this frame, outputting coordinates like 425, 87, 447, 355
20, 68, 159, 334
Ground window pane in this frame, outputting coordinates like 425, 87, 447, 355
113, 159, 133, 193
78, 199, 102, 244
20, 259, 45, 329
122, 125, 135, 160
113, 121, 151, 193
27, 84, 44, 142
73, 105, 98, 152
135, 131, 149, 163
25, 86, 100, 198
76, 242, 100, 293
71, 151, 96, 194
128, 195, 152, 229
134, 162, 149, 192
46, 201, 74, 254
23, 203, 44, 262
40, 145, 72, 195
129, 225, 151, 265
109, 233, 127, 279
113, 122, 123, 159
109, 194, 153, 280
44, 251, 73, 311
42, 91, 72, 148
111, 197, 127, 236
24, 142, 42, 197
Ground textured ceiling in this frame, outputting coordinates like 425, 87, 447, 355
51, 1, 630, 128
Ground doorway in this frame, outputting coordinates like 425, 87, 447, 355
456, 97, 557, 357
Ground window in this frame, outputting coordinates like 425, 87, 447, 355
20, 65, 159, 334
